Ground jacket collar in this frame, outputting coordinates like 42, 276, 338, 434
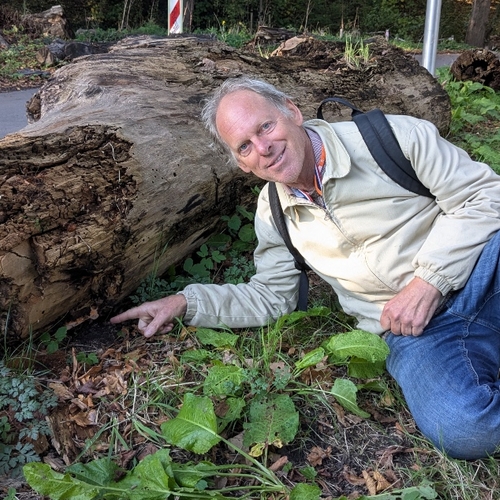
274, 119, 352, 210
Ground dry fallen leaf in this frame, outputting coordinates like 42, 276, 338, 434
362, 470, 377, 496
342, 466, 365, 486
307, 445, 332, 466
373, 470, 392, 491
49, 382, 74, 401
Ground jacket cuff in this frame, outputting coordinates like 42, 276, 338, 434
414, 267, 452, 296
176, 290, 195, 323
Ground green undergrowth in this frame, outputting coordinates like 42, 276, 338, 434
438, 67, 500, 174
23, 309, 435, 499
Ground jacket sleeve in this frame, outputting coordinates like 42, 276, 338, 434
400, 117, 500, 295
181, 186, 301, 327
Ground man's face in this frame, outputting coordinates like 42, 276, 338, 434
215, 90, 313, 190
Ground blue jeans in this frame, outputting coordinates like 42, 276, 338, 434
386, 230, 500, 460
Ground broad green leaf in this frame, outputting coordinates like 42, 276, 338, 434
161, 393, 221, 454
331, 378, 370, 418
23, 463, 100, 500
290, 482, 322, 500
206, 233, 231, 249
236, 205, 255, 221
243, 394, 299, 450
238, 223, 255, 242
118, 449, 177, 498
66, 458, 120, 486
195, 328, 239, 348
294, 347, 325, 372
274, 306, 330, 331
172, 461, 219, 488
180, 349, 213, 364
325, 330, 389, 363
217, 397, 246, 432
347, 357, 386, 378
203, 365, 246, 397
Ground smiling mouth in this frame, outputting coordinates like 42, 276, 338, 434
267, 153, 284, 169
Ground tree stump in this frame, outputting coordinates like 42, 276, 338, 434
0, 35, 451, 339
22, 5, 74, 40
450, 48, 500, 90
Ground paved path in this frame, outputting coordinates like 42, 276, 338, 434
0, 54, 461, 140
0, 88, 38, 139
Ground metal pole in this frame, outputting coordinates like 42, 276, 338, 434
421, 0, 443, 75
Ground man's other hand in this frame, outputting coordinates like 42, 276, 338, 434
110, 294, 187, 338
380, 277, 442, 336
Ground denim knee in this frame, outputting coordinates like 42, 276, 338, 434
418, 412, 500, 460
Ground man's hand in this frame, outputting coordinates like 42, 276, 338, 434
380, 277, 442, 336
110, 294, 187, 338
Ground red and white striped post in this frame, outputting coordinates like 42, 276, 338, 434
168, 0, 183, 34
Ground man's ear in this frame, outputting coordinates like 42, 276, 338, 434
285, 99, 304, 125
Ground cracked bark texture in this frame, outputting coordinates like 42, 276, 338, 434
0, 35, 451, 338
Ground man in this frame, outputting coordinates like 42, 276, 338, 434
112, 77, 500, 460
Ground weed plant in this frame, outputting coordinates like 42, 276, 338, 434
0, 360, 58, 477
438, 67, 500, 174
0, 28, 45, 78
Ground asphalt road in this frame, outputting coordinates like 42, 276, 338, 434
0, 54, 460, 140
0, 88, 38, 139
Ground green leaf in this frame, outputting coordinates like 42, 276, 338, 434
54, 326, 68, 342
195, 328, 239, 348
331, 379, 370, 418
347, 357, 386, 378
203, 365, 246, 397
118, 449, 178, 498
23, 463, 100, 500
325, 330, 389, 363
217, 397, 246, 432
171, 461, 219, 488
274, 306, 330, 331
180, 349, 213, 364
226, 214, 242, 231
243, 394, 299, 450
236, 205, 255, 221
294, 347, 325, 372
238, 223, 255, 242
161, 393, 221, 454
290, 482, 322, 500
206, 233, 231, 249
66, 458, 120, 486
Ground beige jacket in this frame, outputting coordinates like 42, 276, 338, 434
183, 116, 500, 334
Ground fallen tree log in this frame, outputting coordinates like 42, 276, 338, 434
0, 35, 450, 339
450, 48, 500, 90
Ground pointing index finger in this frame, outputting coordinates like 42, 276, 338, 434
110, 307, 143, 324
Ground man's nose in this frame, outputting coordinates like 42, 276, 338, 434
254, 137, 272, 155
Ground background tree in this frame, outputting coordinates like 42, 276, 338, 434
466, 0, 492, 46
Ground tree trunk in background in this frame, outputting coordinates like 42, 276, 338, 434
466, 0, 491, 47
0, 35, 451, 339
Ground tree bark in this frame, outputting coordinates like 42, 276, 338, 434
0, 35, 451, 339
465, 0, 491, 47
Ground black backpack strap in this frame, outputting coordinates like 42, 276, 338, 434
354, 109, 433, 198
268, 182, 309, 311
317, 97, 362, 120
317, 98, 434, 199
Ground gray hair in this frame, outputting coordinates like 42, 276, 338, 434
201, 77, 295, 158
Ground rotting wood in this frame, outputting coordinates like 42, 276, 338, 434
451, 48, 500, 90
